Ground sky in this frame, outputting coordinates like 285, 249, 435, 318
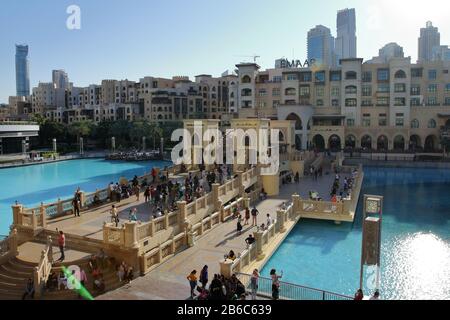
1, 0, 450, 103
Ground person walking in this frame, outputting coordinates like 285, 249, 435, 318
134, 184, 140, 202
110, 205, 119, 227
144, 186, 151, 203
251, 206, 259, 226
250, 269, 259, 300
56, 228, 65, 262
199, 265, 208, 289
244, 207, 250, 225
187, 270, 198, 299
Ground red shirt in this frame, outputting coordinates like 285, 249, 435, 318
58, 234, 65, 247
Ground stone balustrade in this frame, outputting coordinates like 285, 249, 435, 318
0, 229, 18, 265
33, 236, 53, 298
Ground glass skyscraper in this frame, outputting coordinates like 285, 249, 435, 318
307, 25, 335, 67
335, 8, 357, 63
15, 44, 30, 97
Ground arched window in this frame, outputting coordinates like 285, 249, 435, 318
345, 71, 357, 80
428, 119, 437, 128
411, 119, 420, 128
345, 85, 357, 94
230, 92, 234, 98
241, 75, 251, 84
395, 70, 406, 79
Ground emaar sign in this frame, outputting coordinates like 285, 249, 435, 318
278, 58, 316, 69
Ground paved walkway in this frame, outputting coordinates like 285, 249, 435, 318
97, 168, 348, 300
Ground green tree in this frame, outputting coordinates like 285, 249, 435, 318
109, 120, 132, 148
68, 121, 94, 143
38, 121, 66, 147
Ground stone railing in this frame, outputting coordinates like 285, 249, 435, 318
220, 201, 298, 278
33, 236, 53, 298
0, 229, 19, 264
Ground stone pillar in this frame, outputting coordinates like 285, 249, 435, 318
124, 222, 138, 248
102, 222, 109, 244
9, 229, 18, 256
47, 235, 53, 263
178, 201, 187, 227
211, 183, 221, 211
292, 194, 300, 217
235, 171, 244, 196
31, 210, 37, 230
243, 197, 250, 209
187, 231, 196, 247
79, 191, 86, 209
254, 230, 265, 260
57, 198, 63, 215
276, 209, 286, 233
41, 203, 47, 228
12, 204, 23, 226
219, 259, 234, 278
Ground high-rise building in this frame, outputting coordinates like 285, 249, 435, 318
418, 21, 440, 62
307, 25, 335, 66
52, 70, 69, 90
335, 8, 357, 63
15, 45, 30, 97
432, 45, 450, 62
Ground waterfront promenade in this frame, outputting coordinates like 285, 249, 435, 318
97, 170, 348, 300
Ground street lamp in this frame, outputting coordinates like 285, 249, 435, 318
142, 136, 146, 152
79, 137, 84, 156
111, 137, 116, 153
53, 138, 57, 153
360, 195, 383, 296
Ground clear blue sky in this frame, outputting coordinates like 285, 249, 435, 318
1, 0, 449, 103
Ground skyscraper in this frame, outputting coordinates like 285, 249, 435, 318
335, 8, 357, 63
52, 70, 69, 90
307, 25, 335, 66
418, 21, 441, 62
15, 44, 30, 97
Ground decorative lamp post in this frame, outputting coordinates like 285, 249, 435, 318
360, 195, 383, 296
160, 137, 164, 156
111, 137, 116, 153
53, 138, 57, 153
22, 140, 27, 155
142, 136, 146, 152
79, 137, 84, 156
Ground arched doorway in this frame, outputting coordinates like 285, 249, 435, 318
409, 135, 422, 151
312, 135, 325, 151
377, 135, 388, 151
393, 135, 405, 151
328, 135, 341, 151
286, 113, 302, 130
425, 135, 438, 152
345, 135, 356, 149
361, 135, 372, 150
295, 135, 302, 151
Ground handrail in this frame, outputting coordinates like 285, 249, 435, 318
33, 236, 53, 297
235, 272, 352, 300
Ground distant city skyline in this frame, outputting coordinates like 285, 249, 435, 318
1, 0, 450, 103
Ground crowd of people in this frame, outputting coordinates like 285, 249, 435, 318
106, 151, 162, 161
354, 289, 380, 300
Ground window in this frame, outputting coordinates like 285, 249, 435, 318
411, 98, 421, 106
299, 86, 310, 97
258, 89, 267, 96
411, 85, 421, 95
362, 99, 373, 106
428, 84, 438, 93
286, 74, 298, 81
446, 84, 450, 92
411, 68, 423, 78
395, 113, 404, 127
332, 99, 339, 107
427, 97, 438, 106
345, 86, 357, 94
330, 71, 341, 81
316, 99, 324, 106
242, 75, 251, 83
428, 119, 437, 128
394, 83, 406, 93
411, 119, 419, 128
272, 88, 280, 96
377, 69, 389, 81
331, 87, 340, 96
315, 71, 326, 83
394, 70, 406, 79
445, 97, 450, 106
316, 87, 324, 97
362, 86, 372, 96
362, 114, 371, 127
378, 114, 387, 126
394, 97, 406, 106
362, 71, 372, 82
428, 70, 437, 80
273, 76, 282, 83
299, 72, 312, 82
377, 83, 390, 93
345, 98, 357, 107
377, 97, 389, 106
346, 119, 355, 127
345, 71, 357, 80
273, 100, 280, 107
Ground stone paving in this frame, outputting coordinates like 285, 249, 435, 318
97, 167, 349, 300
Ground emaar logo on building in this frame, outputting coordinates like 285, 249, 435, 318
66, 5, 81, 30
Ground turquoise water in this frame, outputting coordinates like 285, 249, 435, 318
261, 166, 450, 300
0, 159, 170, 235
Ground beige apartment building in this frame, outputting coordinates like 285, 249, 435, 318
236, 57, 450, 152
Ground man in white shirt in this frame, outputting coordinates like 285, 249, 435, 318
369, 291, 380, 300
266, 214, 273, 227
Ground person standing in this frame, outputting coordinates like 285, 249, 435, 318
144, 186, 151, 203
270, 269, 282, 300
250, 269, 259, 300
187, 270, 198, 299
57, 229, 65, 262
72, 196, 80, 217
199, 265, 208, 289
134, 184, 140, 202
244, 207, 250, 225
370, 291, 380, 300
354, 289, 364, 300
110, 205, 119, 227
251, 206, 259, 226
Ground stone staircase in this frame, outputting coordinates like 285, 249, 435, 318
0, 255, 124, 300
